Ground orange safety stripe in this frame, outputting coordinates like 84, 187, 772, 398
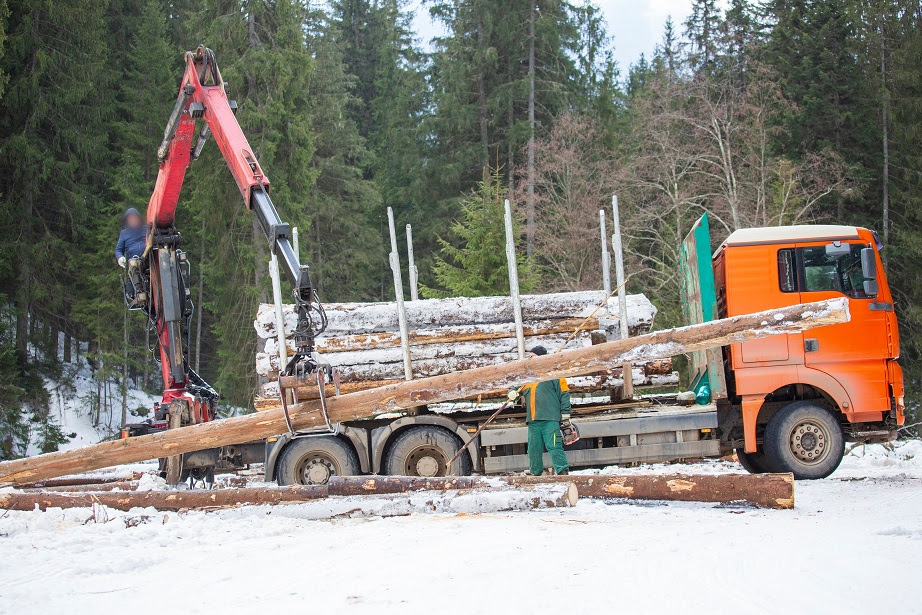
520, 383, 538, 420
559, 378, 569, 392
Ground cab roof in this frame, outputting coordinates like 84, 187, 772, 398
722, 225, 861, 247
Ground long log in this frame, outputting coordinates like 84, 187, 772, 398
292, 318, 602, 354
17, 471, 144, 489
0, 483, 577, 512
2, 472, 790, 511
0, 485, 329, 511
323, 474, 791, 509
22, 480, 140, 493
254, 366, 678, 407
0, 298, 849, 486
504, 473, 795, 509
255, 291, 655, 337
259, 331, 592, 371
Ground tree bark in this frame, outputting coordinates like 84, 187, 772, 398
256, 291, 655, 338
18, 472, 143, 489
0, 298, 849, 486
880, 15, 890, 245
505, 473, 794, 509
0, 483, 577, 512
3, 471, 793, 511
526, 0, 536, 257
477, 15, 489, 170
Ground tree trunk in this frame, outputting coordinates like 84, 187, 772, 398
880, 16, 890, 246
526, 0, 537, 258
15, 183, 33, 364
1, 483, 577, 513
0, 298, 849, 486
63, 331, 72, 364
505, 473, 794, 509
477, 16, 489, 170
18, 471, 144, 489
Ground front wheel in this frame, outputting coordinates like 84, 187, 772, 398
763, 401, 844, 480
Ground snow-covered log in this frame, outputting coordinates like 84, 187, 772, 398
0, 297, 849, 486
324, 474, 791, 509
0, 483, 578, 512
505, 473, 795, 509
253, 363, 678, 407
301, 318, 600, 354
254, 291, 656, 339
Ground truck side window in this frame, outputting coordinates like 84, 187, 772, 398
778, 249, 797, 292
800, 245, 872, 299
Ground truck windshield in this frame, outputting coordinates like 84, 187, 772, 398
801, 245, 872, 299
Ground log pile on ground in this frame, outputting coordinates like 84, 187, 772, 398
1, 482, 579, 513
254, 290, 673, 403
0, 297, 850, 487
0, 472, 794, 512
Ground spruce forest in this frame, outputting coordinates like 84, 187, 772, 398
0, 0, 919, 456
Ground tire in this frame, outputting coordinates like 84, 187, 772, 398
276, 436, 360, 486
384, 426, 472, 477
763, 401, 844, 480
735, 448, 774, 474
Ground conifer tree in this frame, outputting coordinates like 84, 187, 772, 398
423, 168, 538, 298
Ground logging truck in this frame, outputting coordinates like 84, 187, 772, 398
189, 216, 901, 484
22, 47, 891, 489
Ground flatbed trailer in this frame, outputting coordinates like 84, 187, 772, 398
244, 397, 720, 484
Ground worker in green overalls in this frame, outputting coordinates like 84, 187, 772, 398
511, 346, 572, 476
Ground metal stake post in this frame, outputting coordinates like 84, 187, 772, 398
269, 253, 288, 373
504, 200, 526, 359
406, 223, 419, 301
387, 207, 413, 380
599, 209, 611, 296
611, 195, 633, 399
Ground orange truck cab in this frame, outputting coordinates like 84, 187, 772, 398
681, 215, 904, 479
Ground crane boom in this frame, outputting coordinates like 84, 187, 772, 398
132, 46, 325, 442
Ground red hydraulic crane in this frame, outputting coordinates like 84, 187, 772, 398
127, 46, 326, 450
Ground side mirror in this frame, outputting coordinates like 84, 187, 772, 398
861, 247, 877, 280
825, 242, 851, 257
864, 279, 879, 297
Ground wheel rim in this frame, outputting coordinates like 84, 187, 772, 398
405, 445, 448, 477
788, 419, 830, 465
296, 453, 340, 485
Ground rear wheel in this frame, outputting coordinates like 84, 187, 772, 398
735, 448, 774, 474
276, 436, 360, 485
763, 401, 844, 480
384, 426, 472, 477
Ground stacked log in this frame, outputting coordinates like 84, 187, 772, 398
254, 290, 671, 404
0, 482, 578, 513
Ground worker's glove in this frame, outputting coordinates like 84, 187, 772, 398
118, 256, 127, 268
560, 414, 572, 428
507, 388, 520, 401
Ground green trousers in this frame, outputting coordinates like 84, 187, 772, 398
527, 420, 569, 475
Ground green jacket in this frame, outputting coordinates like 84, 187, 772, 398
521, 378, 572, 423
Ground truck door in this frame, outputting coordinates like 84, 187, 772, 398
796, 241, 891, 415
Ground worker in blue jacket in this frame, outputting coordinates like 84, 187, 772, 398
115, 208, 147, 267
511, 345, 572, 476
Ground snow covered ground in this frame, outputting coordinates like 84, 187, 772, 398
1, 441, 920, 615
